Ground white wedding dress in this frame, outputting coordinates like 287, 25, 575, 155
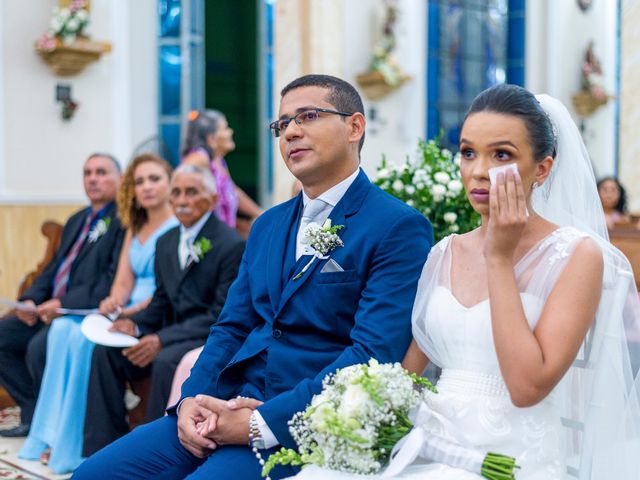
291, 227, 584, 480
287, 94, 640, 480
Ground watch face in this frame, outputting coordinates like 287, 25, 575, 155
578, 0, 593, 12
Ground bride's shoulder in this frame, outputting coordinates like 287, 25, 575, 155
436, 229, 480, 252
537, 226, 602, 266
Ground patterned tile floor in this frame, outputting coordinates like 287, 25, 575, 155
0, 408, 69, 480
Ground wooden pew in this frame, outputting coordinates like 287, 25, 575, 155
608, 223, 640, 290
0, 221, 63, 409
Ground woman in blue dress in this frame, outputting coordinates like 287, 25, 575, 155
20, 154, 178, 474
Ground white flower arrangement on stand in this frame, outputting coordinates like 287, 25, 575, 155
375, 137, 480, 243
37, 0, 90, 51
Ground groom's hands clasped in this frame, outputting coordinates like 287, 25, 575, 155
193, 395, 263, 446
177, 397, 219, 458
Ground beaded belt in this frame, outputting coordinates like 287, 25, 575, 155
437, 369, 510, 397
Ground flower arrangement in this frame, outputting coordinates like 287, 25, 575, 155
369, 1, 403, 87
263, 359, 436, 477
356, 0, 410, 100
37, 0, 90, 52
375, 137, 481, 243
188, 237, 212, 263
572, 41, 610, 118
262, 359, 518, 479
293, 220, 344, 280
88, 217, 110, 243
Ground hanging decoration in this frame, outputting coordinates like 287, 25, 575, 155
356, 0, 411, 101
34, 0, 111, 76
571, 41, 611, 118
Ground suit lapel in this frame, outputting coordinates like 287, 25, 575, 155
266, 195, 302, 312
166, 229, 182, 282
275, 170, 370, 315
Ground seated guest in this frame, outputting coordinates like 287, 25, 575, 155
0, 153, 124, 438
82, 164, 245, 457
182, 109, 264, 227
73, 74, 433, 480
19, 154, 177, 473
598, 176, 630, 229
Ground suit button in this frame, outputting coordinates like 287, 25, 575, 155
272, 329, 282, 339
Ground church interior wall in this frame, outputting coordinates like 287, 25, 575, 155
0, 0, 638, 298
0, 0, 157, 299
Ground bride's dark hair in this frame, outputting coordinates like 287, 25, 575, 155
463, 84, 557, 162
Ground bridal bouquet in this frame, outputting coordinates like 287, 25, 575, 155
262, 359, 518, 479
375, 137, 480, 243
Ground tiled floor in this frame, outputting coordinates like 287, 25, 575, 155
0, 437, 70, 480
0, 408, 70, 480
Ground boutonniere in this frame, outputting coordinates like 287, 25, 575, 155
187, 237, 212, 264
293, 219, 344, 280
88, 217, 111, 243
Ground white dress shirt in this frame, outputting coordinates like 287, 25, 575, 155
295, 168, 361, 259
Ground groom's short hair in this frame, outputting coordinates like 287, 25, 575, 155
280, 74, 366, 153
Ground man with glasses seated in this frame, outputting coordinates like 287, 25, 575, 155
74, 74, 433, 480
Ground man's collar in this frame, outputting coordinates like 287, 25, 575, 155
179, 211, 212, 238
302, 167, 360, 208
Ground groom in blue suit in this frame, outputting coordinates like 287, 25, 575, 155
74, 74, 433, 479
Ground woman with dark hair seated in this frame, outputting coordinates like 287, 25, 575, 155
182, 110, 263, 228
597, 176, 630, 229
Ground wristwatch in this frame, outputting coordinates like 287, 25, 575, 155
248, 411, 265, 450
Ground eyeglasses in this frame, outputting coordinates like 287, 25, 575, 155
269, 108, 354, 138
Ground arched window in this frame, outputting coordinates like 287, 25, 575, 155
426, 0, 525, 147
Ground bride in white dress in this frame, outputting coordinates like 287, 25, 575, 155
290, 86, 640, 480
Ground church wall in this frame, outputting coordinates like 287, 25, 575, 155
0, 0, 157, 299
526, 0, 618, 179
619, 0, 640, 211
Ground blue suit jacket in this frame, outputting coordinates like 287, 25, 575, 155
180, 170, 433, 448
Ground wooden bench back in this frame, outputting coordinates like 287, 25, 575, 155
608, 224, 640, 290
17, 220, 63, 298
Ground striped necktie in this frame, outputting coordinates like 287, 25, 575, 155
52, 212, 96, 299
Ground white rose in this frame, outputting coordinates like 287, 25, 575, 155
66, 18, 79, 32
406, 199, 415, 207
447, 179, 463, 194
453, 152, 462, 165
431, 184, 446, 201
75, 9, 89, 22
50, 18, 63, 32
309, 404, 334, 432
392, 180, 404, 192
377, 168, 390, 180
405, 185, 416, 195
434, 172, 450, 185
414, 169, 427, 180
444, 212, 458, 224
339, 384, 369, 419
441, 148, 452, 159
59, 8, 70, 20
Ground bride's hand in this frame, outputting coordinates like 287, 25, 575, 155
485, 170, 527, 263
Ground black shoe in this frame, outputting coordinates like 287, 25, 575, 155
0, 423, 30, 437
